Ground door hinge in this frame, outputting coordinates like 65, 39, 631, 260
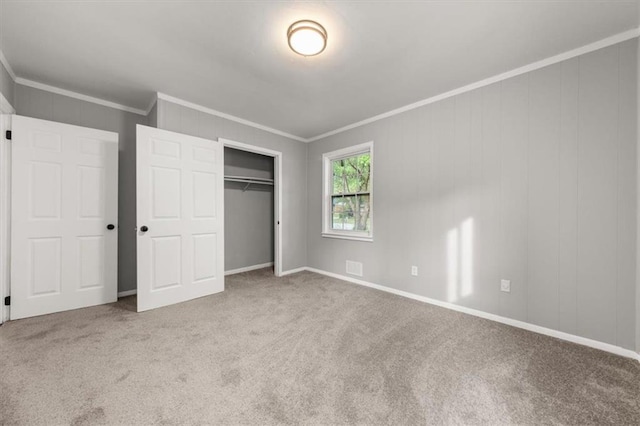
4, 296, 9, 306
5, 130, 11, 140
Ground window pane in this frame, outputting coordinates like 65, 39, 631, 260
331, 196, 344, 229
332, 159, 345, 194
355, 154, 371, 192
331, 195, 356, 230
331, 152, 371, 195
332, 158, 352, 194
355, 194, 370, 232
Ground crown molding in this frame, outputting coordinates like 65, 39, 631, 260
0, 49, 16, 81
144, 93, 158, 115
15, 78, 148, 116
2, 28, 638, 143
306, 27, 640, 143
156, 92, 307, 142
1, 47, 151, 116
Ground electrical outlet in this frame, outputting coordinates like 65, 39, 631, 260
500, 279, 511, 293
411, 266, 418, 276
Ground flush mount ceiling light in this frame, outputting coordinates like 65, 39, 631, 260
287, 20, 327, 56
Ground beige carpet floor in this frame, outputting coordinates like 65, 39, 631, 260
1, 268, 639, 425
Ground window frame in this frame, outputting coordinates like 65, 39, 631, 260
322, 141, 374, 242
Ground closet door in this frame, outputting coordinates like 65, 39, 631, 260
11, 116, 119, 319
136, 125, 224, 312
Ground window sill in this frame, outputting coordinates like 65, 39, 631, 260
322, 233, 373, 242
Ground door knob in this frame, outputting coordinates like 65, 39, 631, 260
140, 226, 149, 232
106, 224, 115, 230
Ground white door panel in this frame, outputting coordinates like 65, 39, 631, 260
136, 125, 224, 312
11, 116, 118, 320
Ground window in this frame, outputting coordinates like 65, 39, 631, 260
322, 142, 373, 241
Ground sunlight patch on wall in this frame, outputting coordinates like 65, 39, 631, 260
447, 228, 459, 303
461, 217, 474, 298
447, 217, 474, 303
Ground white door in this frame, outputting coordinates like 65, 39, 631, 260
11, 116, 118, 320
136, 125, 224, 312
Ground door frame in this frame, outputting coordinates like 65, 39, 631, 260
0, 94, 15, 323
219, 138, 283, 277
0, 113, 12, 324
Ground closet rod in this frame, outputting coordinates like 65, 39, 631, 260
224, 176, 274, 184
224, 176, 274, 191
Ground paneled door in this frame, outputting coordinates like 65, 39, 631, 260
136, 125, 224, 312
11, 116, 118, 320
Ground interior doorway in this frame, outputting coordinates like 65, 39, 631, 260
220, 139, 282, 277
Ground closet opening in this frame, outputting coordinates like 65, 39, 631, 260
221, 139, 282, 277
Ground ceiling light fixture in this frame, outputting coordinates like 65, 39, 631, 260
287, 20, 327, 57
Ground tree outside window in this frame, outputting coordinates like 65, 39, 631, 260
331, 153, 371, 232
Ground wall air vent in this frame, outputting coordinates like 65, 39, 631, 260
346, 260, 363, 277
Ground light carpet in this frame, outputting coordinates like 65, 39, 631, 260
1, 269, 639, 425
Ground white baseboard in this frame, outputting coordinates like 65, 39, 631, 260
305, 267, 640, 362
225, 262, 273, 276
117, 289, 137, 298
279, 266, 307, 276
112, 265, 639, 361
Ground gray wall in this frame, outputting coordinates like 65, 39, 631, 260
14, 84, 147, 293
156, 99, 307, 272
0, 60, 14, 108
224, 147, 274, 271
307, 40, 638, 350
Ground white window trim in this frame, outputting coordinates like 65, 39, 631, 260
322, 141, 374, 242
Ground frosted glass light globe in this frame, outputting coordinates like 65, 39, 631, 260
287, 20, 327, 56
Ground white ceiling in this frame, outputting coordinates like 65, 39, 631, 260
0, 1, 638, 140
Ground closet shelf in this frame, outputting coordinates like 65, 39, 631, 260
224, 175, 274, 191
